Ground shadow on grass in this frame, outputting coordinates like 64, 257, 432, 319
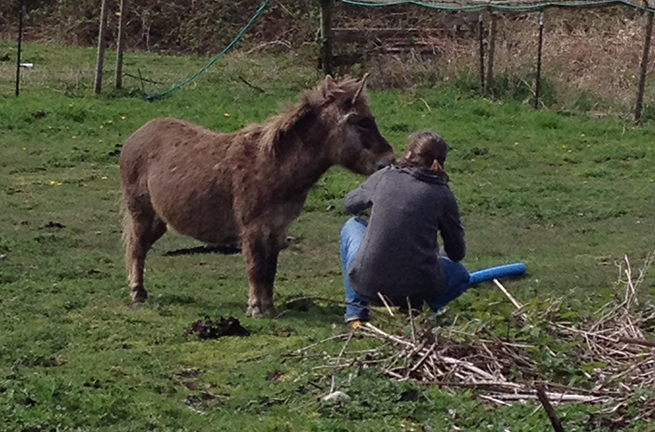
198, 300, 346, 326
163, 244, 241, 256
277, 299, 345, 325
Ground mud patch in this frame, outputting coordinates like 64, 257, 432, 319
187, 316, 250, 339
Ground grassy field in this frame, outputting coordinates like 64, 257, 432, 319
1, 41, 655, 431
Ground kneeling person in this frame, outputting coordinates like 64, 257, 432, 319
340, 130, 469, 328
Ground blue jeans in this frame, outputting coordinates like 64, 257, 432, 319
340, 217, 470, 322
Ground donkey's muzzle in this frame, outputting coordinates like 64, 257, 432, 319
376, 153, 396, 171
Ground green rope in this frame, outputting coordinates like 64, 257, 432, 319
146, 0, 270, 101
338, 0, 654, 13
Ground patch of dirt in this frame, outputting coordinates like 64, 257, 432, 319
187, 316, 250, 340
266, 370, 282, 381
41, 221, 65, 230
272, 325, 294, 337
16, 396, 37, 406
83, 380, 102, 389
185, 391, 227, 412
177, 368, 202, 379
108, 143, 122, 157
173, 368, 204, 390
398, 389, 426, 402
13, 355, 64, 369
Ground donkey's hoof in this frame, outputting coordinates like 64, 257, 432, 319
131, 287, 148, 304
246, 305, 277, 319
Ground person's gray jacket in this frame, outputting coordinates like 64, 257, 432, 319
343, 165, 466, 305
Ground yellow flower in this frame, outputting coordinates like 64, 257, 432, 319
101, 176, 108, 180
224, 112, 230, 117
49, 180, 62, 186
121, 116, 126, 121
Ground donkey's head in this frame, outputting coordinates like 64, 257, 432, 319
316, 75, 395, 175
260, 75, 394, 175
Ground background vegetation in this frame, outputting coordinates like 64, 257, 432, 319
2, 1, 655, 115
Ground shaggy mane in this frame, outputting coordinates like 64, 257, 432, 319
258, 77, 368, 155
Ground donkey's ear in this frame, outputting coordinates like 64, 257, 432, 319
351, 73, 370, 105
321, 75, 337, 99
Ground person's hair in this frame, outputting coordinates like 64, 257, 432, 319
396, 130, 448, 177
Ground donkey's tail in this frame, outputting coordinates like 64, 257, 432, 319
120, 198, 136, 278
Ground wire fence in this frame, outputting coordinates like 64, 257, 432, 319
339, 0, 654, 13
2, 0, 655, 122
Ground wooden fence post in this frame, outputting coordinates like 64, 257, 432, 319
635, 11, 654, 125
478, 13, 485, 94
486, 12, 497, 96
115, 0, 127, 90
15, 0, 25, 97
534, 11, 544, 110
320, 0, 333, 76
94, 0, 109, 94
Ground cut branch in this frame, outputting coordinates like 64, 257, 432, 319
238, 76, 266, 93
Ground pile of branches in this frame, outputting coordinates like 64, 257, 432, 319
305, 252, 655, 424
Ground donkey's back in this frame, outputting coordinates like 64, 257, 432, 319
120, 117, 230, 182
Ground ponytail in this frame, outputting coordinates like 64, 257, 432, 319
397, 130, 449, 178
429, 159, 444, 176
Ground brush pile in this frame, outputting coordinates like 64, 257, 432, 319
308, 253, 655, 423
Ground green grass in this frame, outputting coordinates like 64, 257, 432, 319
1, 41, 655, 431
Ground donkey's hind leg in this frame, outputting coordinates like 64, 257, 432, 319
123, 209, 167, 304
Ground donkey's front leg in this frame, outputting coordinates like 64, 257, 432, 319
242, 231, 279, 318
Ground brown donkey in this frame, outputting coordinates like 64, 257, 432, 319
120, 75, 395, 318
